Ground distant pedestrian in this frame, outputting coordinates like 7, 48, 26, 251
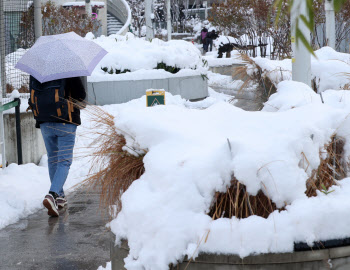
201, 27, 208, 52
206, 30, 218, 52
28, 76, 86, 217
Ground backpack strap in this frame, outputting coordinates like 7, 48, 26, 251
55, 88, 62, 117
67, 87, 74, 123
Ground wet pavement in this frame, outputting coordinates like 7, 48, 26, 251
0, 188, 111, 270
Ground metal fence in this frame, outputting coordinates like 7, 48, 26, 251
0, 0, 33, 103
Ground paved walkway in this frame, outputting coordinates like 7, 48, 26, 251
0, 188, 111, 270
211, 86, 265, 111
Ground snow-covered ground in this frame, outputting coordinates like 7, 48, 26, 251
101, 81, 350, 270
6, 28, 350, 270
0, 90, 229, 231
203, 50, 246, 67
3, 75, 350, 270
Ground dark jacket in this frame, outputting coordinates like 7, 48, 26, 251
36, 77, 86, 128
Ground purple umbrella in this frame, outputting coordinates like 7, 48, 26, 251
15, 32, 107, 83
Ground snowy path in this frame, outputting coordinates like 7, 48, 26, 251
0, 188, 110, 270
211, 86, 265, 111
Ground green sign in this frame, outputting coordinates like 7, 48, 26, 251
0, 100, 19, 112
146, 90, 166, 107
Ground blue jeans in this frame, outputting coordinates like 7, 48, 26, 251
40, 123, 77, 197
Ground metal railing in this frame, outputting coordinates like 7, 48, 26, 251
107, 0, 131, 35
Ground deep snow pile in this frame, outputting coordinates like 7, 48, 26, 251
86, 32, 206, 82
105, 81, 350, 269
250, 47, 350, 92
0, 91, 228, 231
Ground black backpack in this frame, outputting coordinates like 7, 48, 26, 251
29, 76, 72, 122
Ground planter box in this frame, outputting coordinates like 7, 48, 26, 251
111, 238, 350, 270
87, 75, 208, 105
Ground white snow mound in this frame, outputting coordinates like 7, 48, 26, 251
108, 82, 350, 269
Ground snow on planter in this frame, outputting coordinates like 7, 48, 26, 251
102, 81, 350, 269
86, 32, 206, 82
247, 46, 350, 92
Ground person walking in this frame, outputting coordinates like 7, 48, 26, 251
206, 30, 218, 52
15, 32, 107, 217
201, 27, 208, 53
29, 76, 86, 217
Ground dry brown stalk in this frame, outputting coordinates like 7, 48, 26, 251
209, 135, 346, 221
208, 177, 278, 220
229, 53, 278, 106
306, 136, 345, 197
82, 105, 146, 214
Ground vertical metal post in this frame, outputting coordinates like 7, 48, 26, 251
291, 0, 311, 87
325, 0, 336, 49
333, 137, 336, 180
167, 0, 171, 41
204, 1, 208, 20
0, 0, 6, 168
34, 0, 42, 41
14, 98, 22, 165
0, 112, 5, 168
0, 0, 6, 99
85, 0, 92, 17
145, 0, 154, 40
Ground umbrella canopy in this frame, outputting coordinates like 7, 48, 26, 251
15, 32, 107, 83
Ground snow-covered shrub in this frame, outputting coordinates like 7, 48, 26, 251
91, 86, 350, 269
245, 47, 350, 94
89, 33, 206, 78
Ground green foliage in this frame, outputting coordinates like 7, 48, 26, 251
334, 0, 347, 11
321, 183, 335, 195
202, 59, 209, 68
155, 62, 180, 74
115, 69, 131, 74
201, 74, 209, 81
101, 67, 131, 74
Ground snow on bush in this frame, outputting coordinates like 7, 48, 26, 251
248, 47, 350, 92
87, 33, 205, 81
105, 82, 350, 269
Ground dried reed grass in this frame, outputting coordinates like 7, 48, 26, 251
305, 136, 345, 197
209, 135, 346, 220
81, 105, 146, 213
230, 53, 278, 105
208, 176, 277, 219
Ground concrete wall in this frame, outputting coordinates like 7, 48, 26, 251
4, 112, 46, 165
111, 240, 350, 270
87, 75, 209, 105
